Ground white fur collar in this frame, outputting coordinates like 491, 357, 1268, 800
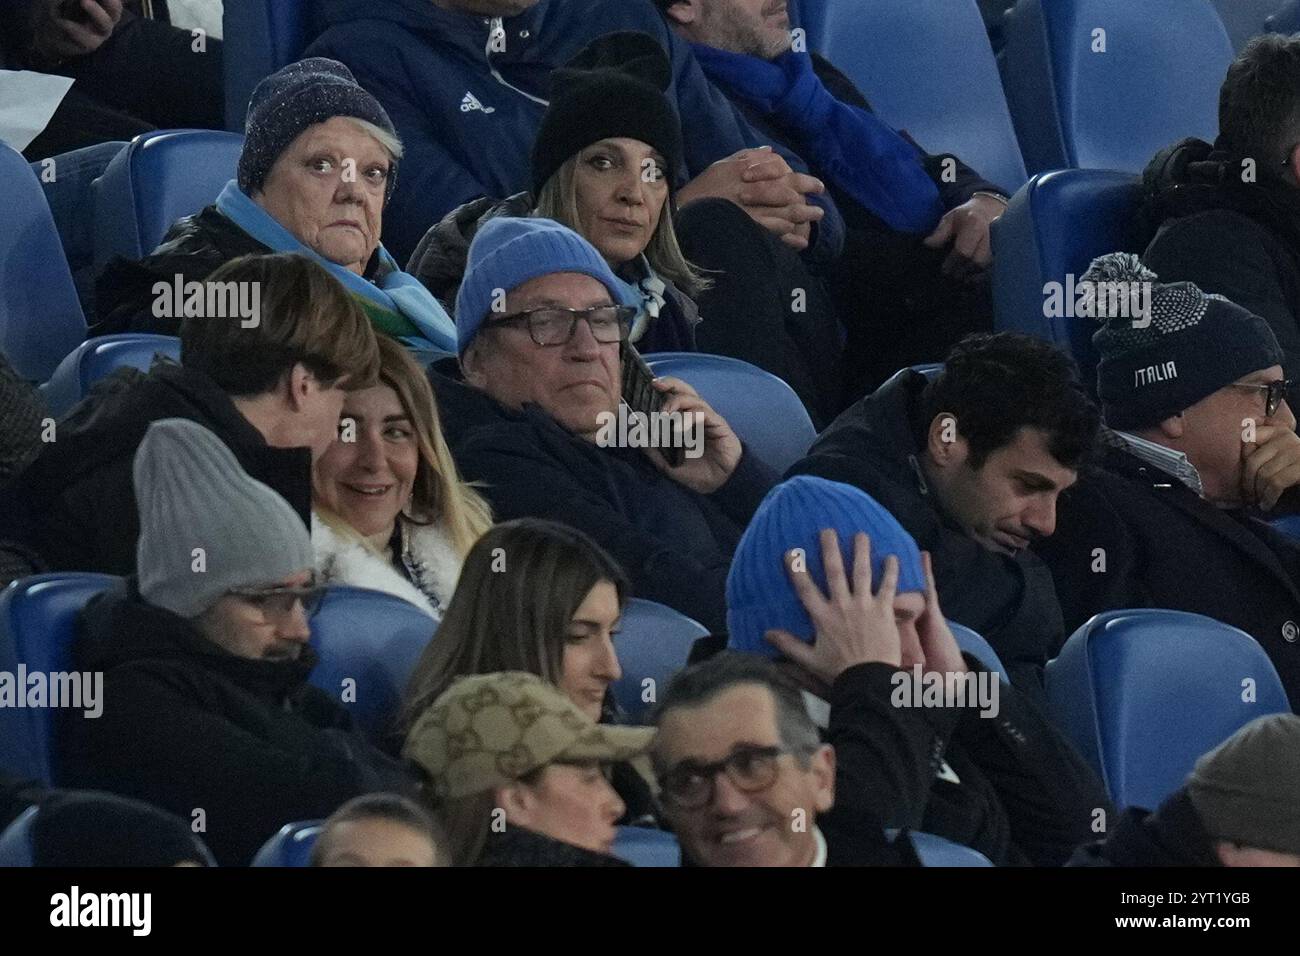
311, 515, 462, 621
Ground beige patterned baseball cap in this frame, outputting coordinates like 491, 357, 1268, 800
404, 671, 657, 800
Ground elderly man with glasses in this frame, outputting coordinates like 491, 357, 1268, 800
1037, 254, 1300, 710
60, 419, 415, 866
430, 217, 779, 635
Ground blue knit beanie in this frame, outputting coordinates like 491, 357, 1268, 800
454, 217, 636, 355
239, 58, 400, 203
727, 475, 927, 658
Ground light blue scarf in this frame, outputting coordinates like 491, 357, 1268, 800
215, 181, 458, 354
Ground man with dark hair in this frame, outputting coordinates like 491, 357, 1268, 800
1138, 33, 1300, 379
0, 253, 381, 581
787, 332, 1101, 691
651, 652, 919, 867
311, 793, 445, 867
1036, 254, 1300, 710
655, 0, 1009, 397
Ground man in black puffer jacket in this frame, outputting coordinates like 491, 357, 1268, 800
59, 419, 414, 866
1138, 34, 1300, 381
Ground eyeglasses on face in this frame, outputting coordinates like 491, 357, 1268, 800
657, 744, 810, 810
226, 578, 326, 621
482, 305, 635, 347
1231, 379, 1295, 417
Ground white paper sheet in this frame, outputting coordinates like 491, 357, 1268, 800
0, 70, 76, 153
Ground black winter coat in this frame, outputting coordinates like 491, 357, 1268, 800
1068, 789, 1222, 867
1034, 441, 1300, 711
406, 193, 699, 354
0, 359, 312, 577
787, 369, 1067, 696
1139, 137, 1300, 381
90, 206, 270, 338
59, 580, 415, 866
475, 826, 630, 867
430, 364, 778, 635
823, 659, 1111, 867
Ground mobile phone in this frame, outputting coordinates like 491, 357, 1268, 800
58, 0, 94, 24
621, 343, 684, 467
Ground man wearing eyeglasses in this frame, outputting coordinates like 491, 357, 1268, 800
1037, 254, 1300, 710
430, 216, 778, 634
60, 419, 414, 866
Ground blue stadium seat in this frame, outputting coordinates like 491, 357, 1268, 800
990, 168, 1143, 382
788, 0, 829, 50
1217, 0, 1287, 49
612, 826, 681, 867
813, 0, 1028, 194
1002, 0, 1233, 175
250, 820, 322, 867
223, 0, 317, 132
307, 586, 438, 742
909, 830, 996, 866
610, 598, 710, 724
0, 143, 88, 382
40, 334, 181, 418
91, 129, 243, 274
0, 574, 118, 784
643, 352, 817, 474
1045, 608, 1291, 811
1265, 0, 1300, 34
0, 806, 37, 867
949, 620, 1010, 680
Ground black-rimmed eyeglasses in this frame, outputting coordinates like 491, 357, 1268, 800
482, 306, 635, 347
1231, 379, 1295, 417
657, 744, 813, 810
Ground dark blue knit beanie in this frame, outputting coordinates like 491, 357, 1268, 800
239, 58, 400, 203
727, 475, 927, 658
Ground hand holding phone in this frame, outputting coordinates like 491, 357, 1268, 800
621, 343, 684, 467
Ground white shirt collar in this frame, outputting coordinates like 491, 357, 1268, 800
810, 826, 828, 867
1108, 428, 1205, 496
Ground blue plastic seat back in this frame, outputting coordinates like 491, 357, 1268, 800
0, 143, 88, 382
815, 0, 1027, 194
1045, 608, 1291, 811
222, 0, 317, 131
948, 620, 1010, 681
40, 334, 181, 418
611, 826, 681, 867
789, 0, 829, 50
0, 574, 119, 784
0, 806, 37, 867
909, 830, 995, 866
990, 168, 1143, 382
610, 598, 710, 724
643, 352, 817, 475
307, 586, 438, 742
92, 129, 244, 274
251, 820, 323, 867
1003, 0, 1233, 174
1217, 0, 1288, 49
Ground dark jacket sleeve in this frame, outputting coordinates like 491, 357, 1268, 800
456, 437, 740, 633
949, 655, 1114, 867
810, 53, 1004, 210
822, 662, 962, 833
1033, 474, 1150, 636
73, 663, 412, 864
1143, 211, 1300, 381
704, 445, 780, 528
0, 352, 46, 486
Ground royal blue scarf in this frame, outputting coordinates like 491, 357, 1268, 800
691, 45, 945, 234
215, 181, 458, 354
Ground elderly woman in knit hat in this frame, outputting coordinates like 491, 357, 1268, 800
92, 58, 457, 358
409, 31, 705, 354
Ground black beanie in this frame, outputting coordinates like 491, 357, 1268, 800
239, 57, 400, 203
1089, 254, 1283, 430
531, 32, 684, 197
32, 791, 214, 866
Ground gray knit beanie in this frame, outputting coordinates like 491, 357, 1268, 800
1088, 253, 1283, 430
133, 419, 314, 619
1186, 713, 1300, 856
